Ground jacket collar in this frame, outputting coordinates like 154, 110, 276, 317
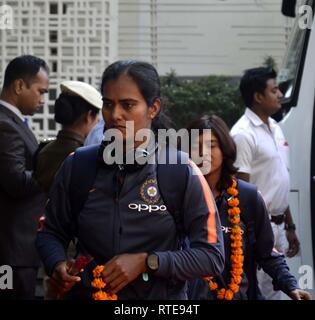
0, 99, 25, 122
0, 103, 38, 149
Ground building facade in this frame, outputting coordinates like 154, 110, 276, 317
0, 0, 118, 138
0, 0, 291, 138
119, 0, 292, 76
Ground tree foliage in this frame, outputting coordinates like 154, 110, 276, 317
161, 70, 244, 129
262, 55, 278, 71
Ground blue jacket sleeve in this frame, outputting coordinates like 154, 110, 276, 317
36, 155, 75, 276
154, 161, 225, 281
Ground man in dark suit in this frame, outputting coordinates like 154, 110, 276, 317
0, 55, 49, 299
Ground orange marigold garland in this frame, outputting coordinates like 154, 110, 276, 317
204, 178, 243, 300
91, 265, 118, 300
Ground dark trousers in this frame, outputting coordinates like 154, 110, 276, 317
0, 267, 38, 300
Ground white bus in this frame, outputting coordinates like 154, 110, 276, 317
278, 0, 315, 296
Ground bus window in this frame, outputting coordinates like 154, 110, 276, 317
278, 20, 308, 109
278, 0, 314, 113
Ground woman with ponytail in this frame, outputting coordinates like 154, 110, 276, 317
36, 60, 225, 300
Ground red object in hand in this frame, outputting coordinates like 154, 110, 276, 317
69, 254, 94, 275
37, 215, 45, 231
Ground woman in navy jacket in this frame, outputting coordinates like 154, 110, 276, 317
186, 115, 311, 300
36, 61, 225, 300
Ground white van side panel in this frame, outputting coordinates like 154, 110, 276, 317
280, 17, 315, 296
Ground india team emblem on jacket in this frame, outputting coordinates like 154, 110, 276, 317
140, 179, 161, 204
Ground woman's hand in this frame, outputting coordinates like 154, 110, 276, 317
101, 253, 148, 294
50, 259, 81, 297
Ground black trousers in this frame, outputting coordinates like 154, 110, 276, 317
0, 267, 38, 300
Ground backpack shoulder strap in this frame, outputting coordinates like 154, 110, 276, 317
157, 145, 189, 244
69, 144, 101, 218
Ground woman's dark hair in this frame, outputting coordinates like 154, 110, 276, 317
54, 93, 99, 126
240, 67, 277, 107
186, 114, 238, 191
100, 60, 173, 132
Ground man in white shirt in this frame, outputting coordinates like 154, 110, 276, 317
231, 67, 300, 300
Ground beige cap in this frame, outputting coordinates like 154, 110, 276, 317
60, 80, 102, 110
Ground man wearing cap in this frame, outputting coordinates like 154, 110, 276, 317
0, 55, 49, 299
35, 80, 102, 194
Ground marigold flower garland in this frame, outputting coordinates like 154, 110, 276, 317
204, 179, 244, 300
91, 265, 118, 300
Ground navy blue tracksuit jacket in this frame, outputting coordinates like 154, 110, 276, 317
36, 145, 225, 299
188, 179, 298, 300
